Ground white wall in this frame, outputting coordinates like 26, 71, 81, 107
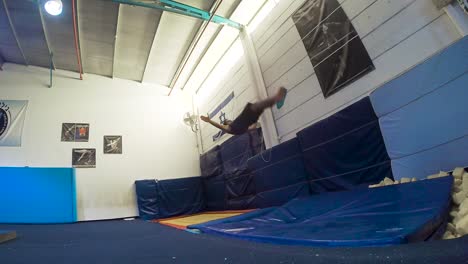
252, 0, 462, 142
0, 64, 200, 221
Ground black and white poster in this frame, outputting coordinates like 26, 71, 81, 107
61, 123, 90, 142
72, 148, 96, 168
292, 0, 374, 98
0, 100, 28, 146
103, 136, 122, 154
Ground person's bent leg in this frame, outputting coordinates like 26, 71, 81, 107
250, 87, 287, 113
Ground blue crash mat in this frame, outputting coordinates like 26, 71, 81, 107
189, 177, 452, 247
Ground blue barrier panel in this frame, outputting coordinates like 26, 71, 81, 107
248, 138, 309, 194
391, 136, 468, 180
297, 98, 391, 192
378, 74, 468, 160
135, 177, 205, 220
191, 177, 452, 247
156, 177, 205, 218
135, 180, 159, 220
200, 145, 223, 177
202, 174, 226, 211
297, 97, 377, 149
251, 182, 311, 208
225, 169, 255, 199
370, 36, 468, 117
0, 167, 77, 223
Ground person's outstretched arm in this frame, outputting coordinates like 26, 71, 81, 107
200, 116, 232, 133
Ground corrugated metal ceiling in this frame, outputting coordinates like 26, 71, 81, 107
0, 0, 251, 90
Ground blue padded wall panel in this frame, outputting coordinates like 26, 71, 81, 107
226, 195, 255, 210
251, 182, 310, 208
297, 97, 377, 149
308, 162, 392, 193
379, 74, 468, 160
0, 167, 76, 224
225, 170, 255, 199
220, 133, 251, 164
248, 138, 303, 170
391, 136, 468, 180
301, 121, 391, 192
200, 145, 223, 177
135, 180, 159, 220
202, 175, 226, 211
370, 36, 468, 117
156, 177, 205, 218
248, 138, 309, 193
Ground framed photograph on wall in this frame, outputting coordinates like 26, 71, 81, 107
61, 123, 90, 142
61, 123, 76, 142
72, 148, 96, 168
103, 136, 122, 154
75, 124, 90, 142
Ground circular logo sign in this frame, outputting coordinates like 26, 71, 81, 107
0, 108, 9, 138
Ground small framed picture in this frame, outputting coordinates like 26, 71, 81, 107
61, 123, 76, 142
72, 148, 96, 168
75, 124, 90, 142
104, 136, 122, 154
61, 123, 90, 142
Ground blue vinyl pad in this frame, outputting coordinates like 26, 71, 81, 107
190, 177, 452, 247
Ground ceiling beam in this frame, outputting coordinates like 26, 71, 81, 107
113, 0, 242, 29
140, 11, 163, 83
37, 2, 56, 70
167, 0, 222, 91
2, 0, 28, 65
74, 0, 84, 78
112, 4, 121, 79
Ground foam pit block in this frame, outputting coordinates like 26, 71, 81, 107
462, 173, 468, 193
456, 215, 468, 235
453, 192, 465, 205
453, 168, 465, 179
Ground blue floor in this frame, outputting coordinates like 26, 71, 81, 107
0, 220, 467, 264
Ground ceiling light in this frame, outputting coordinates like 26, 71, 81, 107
44, 0, 63, 16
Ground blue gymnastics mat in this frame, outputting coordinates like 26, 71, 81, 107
190, 176, 452, 247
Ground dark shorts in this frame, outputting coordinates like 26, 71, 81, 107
229, 103, 262, 135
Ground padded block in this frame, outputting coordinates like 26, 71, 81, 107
200, 145, 223, 177
225, 170, 256, 199
248, 138, 309, 193
302, 122, 391, 192
251, 182, 310, 208
391, 136, 468, 180
220, 133, 252, 164
370, 36, 468, 117
156, 177, 205, 218
308, 162, 393, 193
226, 196, 256, 210
379, 74, 468, 159
202, 175, 226, 211
297, 97, 377, 149
135, 180, 159, 220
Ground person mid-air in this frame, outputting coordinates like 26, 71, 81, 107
201, 87, 287, 135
